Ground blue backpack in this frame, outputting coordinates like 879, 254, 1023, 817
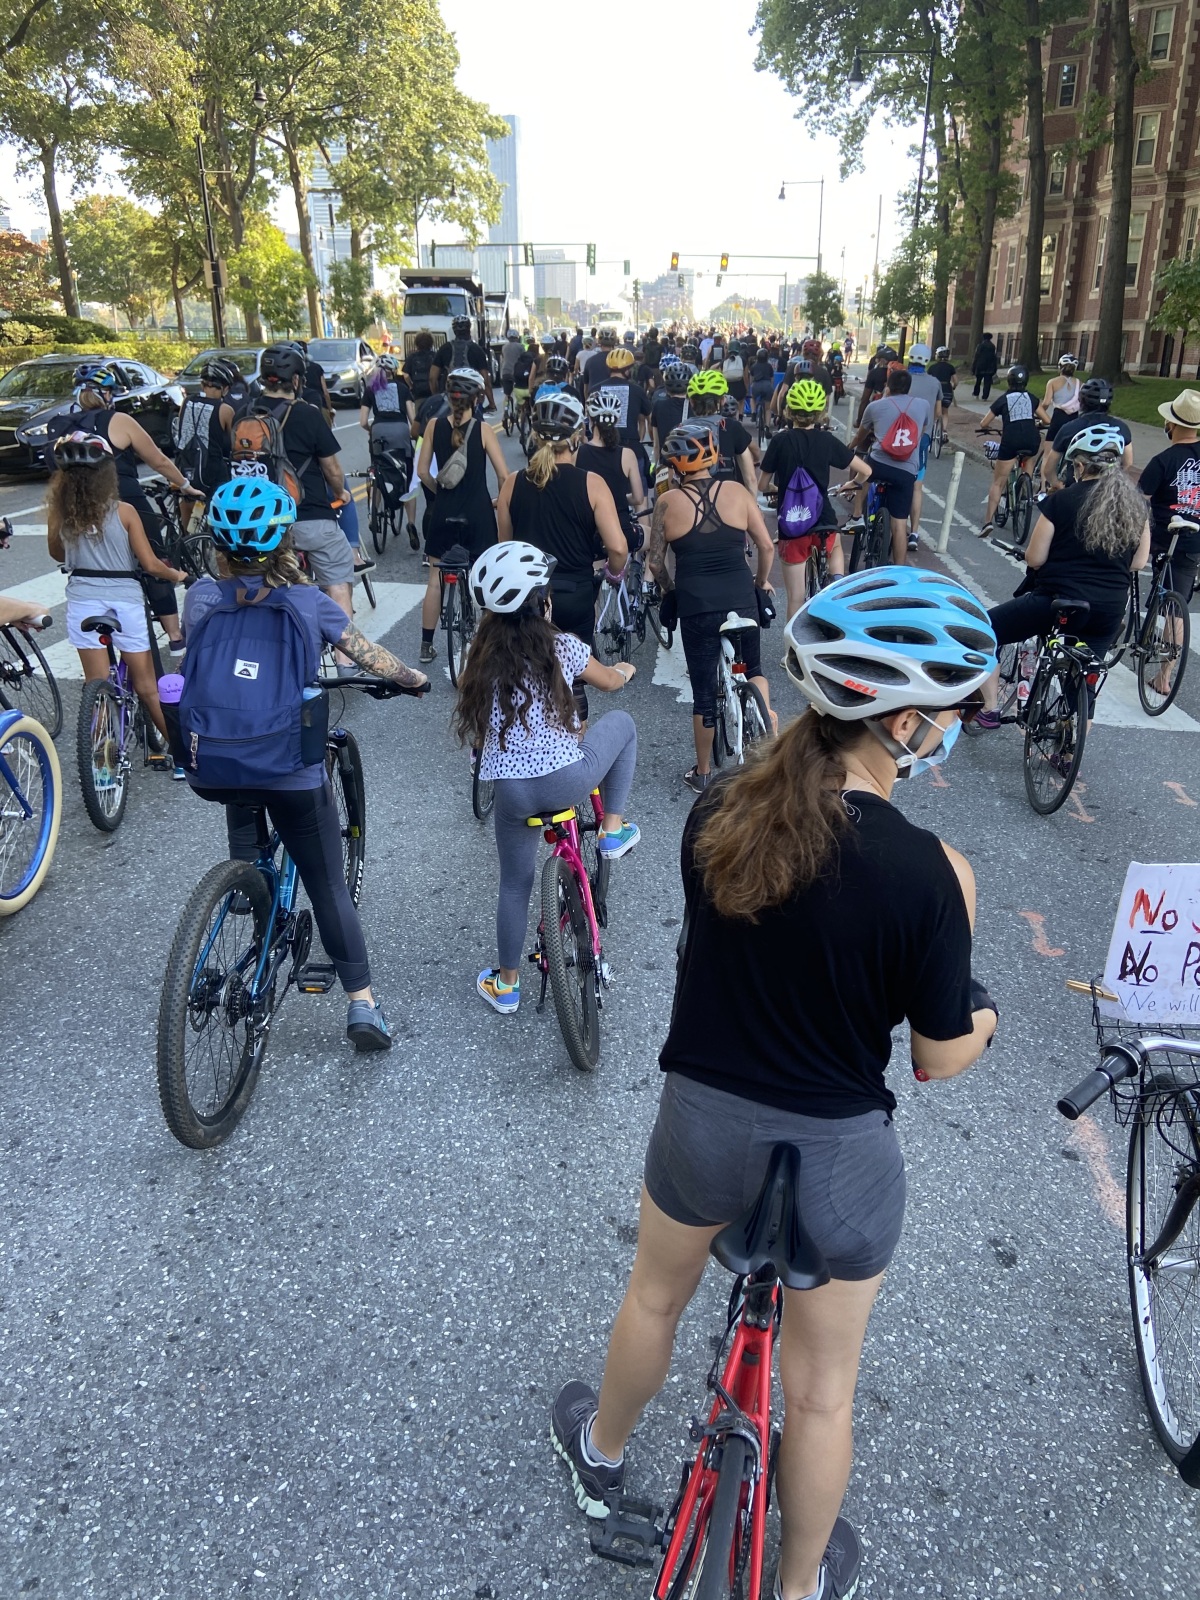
777, 460, 825, 538
178, 582, 318, 787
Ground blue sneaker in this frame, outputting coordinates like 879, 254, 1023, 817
597, 821, 640, 859
172, 764, 187, 781
477, 969, 519, 1014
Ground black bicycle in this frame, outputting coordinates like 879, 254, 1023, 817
846, 481, 891, 572
142, 481, 219, 583
1102, 514, 1192, 715
438, 541, 478, 687
0, 616, 62, 739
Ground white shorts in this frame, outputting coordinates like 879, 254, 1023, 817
66, 593, 151, 653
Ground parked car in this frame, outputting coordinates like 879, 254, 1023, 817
306, 337, 375, 404
0, 354, 185, 472
177, 346, 265, 403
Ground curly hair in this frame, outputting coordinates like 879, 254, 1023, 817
453, 603, 579, 752
216, 533, 308, 591
47, 457, 119, 541
1074, 460, 1148, 560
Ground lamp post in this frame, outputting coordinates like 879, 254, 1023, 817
849, 44, 936, 237
778, 177, 825, 276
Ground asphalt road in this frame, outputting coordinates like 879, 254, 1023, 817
2, 393, 1198, 1599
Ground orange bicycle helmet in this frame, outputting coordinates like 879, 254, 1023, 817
660, 421, 719, 474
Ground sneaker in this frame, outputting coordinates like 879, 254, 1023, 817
407, 523, 420, 551
346, 999, 392, 1052
907, 532, 919, 552
842, 517, 865, 533
550, 1381, 624, 1518
477, 969, 519, 1014
353, 553, 376, 573
977, 521, 994, 539
172, 764, 187, 781
419, 640, 436, 664
597, 821, 640, 859
972, 708, 1001, 730
683, 766, 712, 794
772, 1517, 863, 1600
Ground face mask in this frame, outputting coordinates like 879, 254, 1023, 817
902, 711, 961, 777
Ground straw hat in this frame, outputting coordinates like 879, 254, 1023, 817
1158, 389, 1200, 428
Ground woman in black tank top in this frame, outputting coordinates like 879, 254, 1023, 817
577, 405, 648, 551
496, 392, 630, 659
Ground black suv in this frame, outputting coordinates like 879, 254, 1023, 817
0, 354, 185, 472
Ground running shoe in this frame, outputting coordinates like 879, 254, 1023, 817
683, 767, 712, 794
907, 532, 919, 552
597, 821, 640, 859
772, 1517, 863, 1599
978, 521, 994, 539
972, 708, 1001, 731
346, 999, 392, 1052
550, 1381, 624, 1518
419, 640, 436, 664
477, 969, 519, 1014
172, 764, 187, 781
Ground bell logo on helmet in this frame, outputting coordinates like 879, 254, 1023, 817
844, 678, 876, 696
234, 659, 260, 679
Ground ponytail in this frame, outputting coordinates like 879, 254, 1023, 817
525, 428, 581, 490
596, 419, 622, 451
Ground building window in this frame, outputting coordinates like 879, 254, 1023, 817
1017, 236, 1026, 299
1135, 111, 1161, 168
986, 244, 999, 303
1093, 216, 1107, 292
1058, 63, 1078, 107
1048, 151, 1067, 196
1184, 204, 1198, 260
1150, 7, 1174, 61
1078, 332, 1090, 366
1126, 212, 1147, 288
1040, 234, 1058, 296
1003, 245, 1016, 304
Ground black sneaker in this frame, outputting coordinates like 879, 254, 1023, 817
418, 640, 436, 664
550, 1381, 624, 1518
683, 766, 712, 794
772, 1517, 862, 1599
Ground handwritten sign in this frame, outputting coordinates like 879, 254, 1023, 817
1102, 862, 1200, 1019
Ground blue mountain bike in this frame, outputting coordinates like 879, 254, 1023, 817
0, 695, 62, 916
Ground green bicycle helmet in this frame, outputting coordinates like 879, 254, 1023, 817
786, 379, 827, 414
687, 369, 729, 399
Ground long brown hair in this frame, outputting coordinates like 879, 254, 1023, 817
693, 710, 865, 920
216, 534, 307, 590
47, 459, 119, 541
454, 602, 579, 750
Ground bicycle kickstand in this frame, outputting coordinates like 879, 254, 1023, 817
588, 1492, 665, 1567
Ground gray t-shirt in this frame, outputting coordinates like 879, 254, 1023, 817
862, 394, 933, 477
906, 370, 943, 432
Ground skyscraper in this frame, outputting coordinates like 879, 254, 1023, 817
477, 115, 522, 297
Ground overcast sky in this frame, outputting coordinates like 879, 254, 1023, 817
0, 0, 921, 320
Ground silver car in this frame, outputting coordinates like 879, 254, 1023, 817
306, 338, 375, 404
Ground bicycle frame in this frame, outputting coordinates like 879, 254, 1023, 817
190, 820, 300, 1018
533, 797, 605, 969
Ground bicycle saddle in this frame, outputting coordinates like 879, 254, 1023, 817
81, 613, 120, 635
1049, 596, 1091, 626
1168, 514, 1200, 534
719, 612, 759, 634
710, 1143, 831, 1291
441, 543, 471, 569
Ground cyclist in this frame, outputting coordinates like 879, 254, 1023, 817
512, 338, 540, 433
593, 346, 651, 452
1043, 376, 1134, 489
454, 541, 639, 1016
903, 345, 944, 553
1139, 388, 1200, 603
292, 339, 332, 420
583, 329, 619, 396
686, 370, 756, 494
846, 366, 933, 564
760, 380, 872, 618
973, 424, 1150, 727
578, 394, 648, 551
533, 354, 572, 404
402, 331, 437, 405
649, 360, 690, 463
495, 391, 628, 690
1037, 353, 1082, 450
499, 328, 524, 415
431, 315, 494, 409
721, 341, 746, 408
180, 478, 427, 1051
572, 333, 597, 388
854, 344, 893, 427
977, 365, 1041, 537
927, 345, 957, 410
552, 567, 999, 1600
359, 353, 418, 550
173, 357, 237, 528
645, 421, 775, 792
46, 432, 188, 759
48, 363, 193, 652
748, 344, 777, 429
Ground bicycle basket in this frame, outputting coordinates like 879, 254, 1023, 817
1085, 977, 1200, 1125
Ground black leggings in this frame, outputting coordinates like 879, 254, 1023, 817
988, 591, 1125, 657
125, 492, 178, 624
194, 780, 370, 992
680, 610, 763, 725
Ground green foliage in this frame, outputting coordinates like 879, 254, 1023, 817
873, 241, 935, 333
228, 218, 314, 336
0, 229, 54, 313
0, 336, 205, 374
326, 259, 374, 336
0, 309, 117, 341
800, 270, 845, 333
63, 194, 166, 325
1153, 258, 1200, 343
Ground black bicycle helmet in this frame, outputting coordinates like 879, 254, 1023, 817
451, 315, 472, 336
201, 358, 240, 389
663, 363, 690, 395
1007, 364, 1029, 390
1079, 376, 1113, 410
259, 344, 306, 385
52, 431, 114, 470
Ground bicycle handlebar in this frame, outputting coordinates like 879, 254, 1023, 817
322, 674, 430, 698
1057, 1045, 1140, 1119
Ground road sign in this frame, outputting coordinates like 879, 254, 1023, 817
203, 258, 228, 289
623, 258, 630, 275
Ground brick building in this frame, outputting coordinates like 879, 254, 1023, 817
947, 2, 1200, 374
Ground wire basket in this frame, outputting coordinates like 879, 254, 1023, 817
982, 438, 1001, 462
1083, 978, 1200, 1126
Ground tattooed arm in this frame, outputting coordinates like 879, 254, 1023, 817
336, 624, 428, 689
646, 494, 673, 591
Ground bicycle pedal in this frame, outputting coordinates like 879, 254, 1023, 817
588, 1493, 664, 1567
294, 962, 336, 995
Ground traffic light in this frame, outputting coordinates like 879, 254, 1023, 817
632, 278, 640, 298
677, 273, 684, 289
587, 242, 596, 272
715, 274, 723, 288
719, 252, 729, 271
623, 258, 630, 275
522, 242, 534, 266
670, 251, 680, 270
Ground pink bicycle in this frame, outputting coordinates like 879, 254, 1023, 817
527, 788, 611, 1072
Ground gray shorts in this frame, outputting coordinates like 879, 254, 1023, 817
293, 517, 355, 587
644, 1073, 906, 1280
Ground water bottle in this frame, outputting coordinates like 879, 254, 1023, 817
1016, 644, 1037, 706
158, 673, 185, 764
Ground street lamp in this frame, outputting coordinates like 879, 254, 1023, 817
778, 177, 825, 275
848, 43, 936, 235
252, 82, 267, 112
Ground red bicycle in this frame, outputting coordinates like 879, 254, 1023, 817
591, 1143, 861, 1598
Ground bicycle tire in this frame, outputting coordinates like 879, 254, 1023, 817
326, 731, 366, 905
156, 858, 275, 1149
443, 580, 467, 687
369, 482, 388, 555
1013, 473, 1034, 548
717, 672, 742, 765
179, 531, 219, 580
540, 852, 600, 1072
577, 808, 611, 930
933, 419, 945, 459
1022, 659, 1087, 814
0, 624, 63, 739
594, 584, 624, 665
471, 748, 495, 821
77, 677, 129, 833
1137, 589, 1190, 716
1102, 585, 1135, 670
804, 551, 825, 601
1126, 1072, 1200, 1465
647, 592, 674, 650
0, 714, 62, 914
738, 682, 771, 752
675, 1434, 752, 1600
359, 567, 377, 610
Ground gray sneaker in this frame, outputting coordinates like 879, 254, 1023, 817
346, 999, 392, 1052
773, 1517, 863, 1599
551, 1381, 624, 1518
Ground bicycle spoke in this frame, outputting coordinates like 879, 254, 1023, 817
0, 733, 45, 896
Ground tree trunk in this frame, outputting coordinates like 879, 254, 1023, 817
212, 100, 262, 342
929, 106, 951, 350
968, 126, 1003, 359
349, 226, 363, 264
1093, 0, 1136, 380
1177, 331, 1188, 380
1019, 5, 1046, 372
39, 137, 77, 318
283, 123, 322, 338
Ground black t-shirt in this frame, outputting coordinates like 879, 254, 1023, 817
271, 398, 339, 520
1034, 478, 1135, 604
434, 339, 489, 377
761, 426, 854, 529
593, 379, 650, 447
650, 392, 685, 445
750, 358, 775, 385
583, 350, 612, 392
513, 351, 537, 387
1051, 410, 1132, 483
662, 789, 973, 1117
1139, 442, 1200, 542
715, 416, 751, 475
404, 350, 435, 399
989, 389, 1040, 453
366, 377, 413, 419
928, 360, 956, 398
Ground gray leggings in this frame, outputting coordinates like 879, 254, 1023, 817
492, 710, 637, 969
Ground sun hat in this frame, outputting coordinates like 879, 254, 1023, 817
1157, 390, 1200, 429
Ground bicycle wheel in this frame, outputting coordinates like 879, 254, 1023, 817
1013, 473, 1034, 548
359, 567, 377, 610
180, 531, 219, 580
647, 588, 674, 650
540, 853, 600, 1072
517, 405, 531, 452
933, 418, 945, 459
666, 1434, 752, 1600
1022, 660, 1087, 814
962, 642, 1021, 738
804, 551, 824, 601
471, 748, 495, 821
326, 731, 366, 905
594, 584, 624, 665
444, 581, 468, 687
77, 678, 129, 833
369, 482, 388, 555
503, 401, 514, 437
156, 859, 274, 1149
738, 682, 771, 751
1137, 589, 1190, 716
1102, 586, 1135, 670
716, 671, 743, 764
577, 806, 611, 930
1127, 1073, 1200, 1466
0, 714, 61, 914
0, 625, 63, 739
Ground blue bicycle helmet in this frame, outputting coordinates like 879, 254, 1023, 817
207, 478, 296, 559
73, 362, 120, 392
784, 567, 996, 718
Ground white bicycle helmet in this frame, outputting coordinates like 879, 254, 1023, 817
586, 392, 622, 423
784, 568, 996, 719
533, 389, 586, 439
445, 367, 485, 400
1063, 422, 1126, 465
470, 541, 557, 614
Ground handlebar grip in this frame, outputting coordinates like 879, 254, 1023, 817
1057, 1048, 1139, 1120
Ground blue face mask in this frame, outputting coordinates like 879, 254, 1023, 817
902, 711, 960, 777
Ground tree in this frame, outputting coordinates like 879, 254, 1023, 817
0, 229, 54, 314
1152, 259, 1200, 380
873, 237, 935, 337
800, 270, 845, 333
228, 217, 313, 336
326, 259, 376, 336
1092, 0, 1140, 380
63, 194, 165, 327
